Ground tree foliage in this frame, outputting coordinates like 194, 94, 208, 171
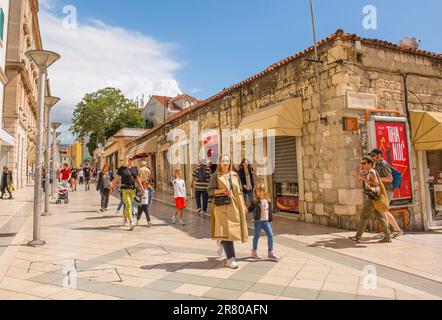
71, 87, 145, 155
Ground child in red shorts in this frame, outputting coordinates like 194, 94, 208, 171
172, 169, 187, 226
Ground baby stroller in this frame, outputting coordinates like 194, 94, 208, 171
56, 181, 70, 204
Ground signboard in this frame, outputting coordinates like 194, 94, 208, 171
203, 135, 219, 164
276, 195, 299, 213
374, 120, 413, 202
347, 92, 377, 110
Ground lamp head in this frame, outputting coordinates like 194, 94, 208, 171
45, 96, 61, 109
51, 122, 62, 130
25, 50, 60, 71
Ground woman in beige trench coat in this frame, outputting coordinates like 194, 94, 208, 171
208, 155, 248, 269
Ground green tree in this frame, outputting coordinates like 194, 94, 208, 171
71, 87, 145, 155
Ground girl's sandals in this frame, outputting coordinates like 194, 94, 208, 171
348, 236, 361, 244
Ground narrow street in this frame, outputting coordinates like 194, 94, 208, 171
0, 186, 440, 300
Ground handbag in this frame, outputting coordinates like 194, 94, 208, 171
214, 196, 232, 207
364, 190, 379, 201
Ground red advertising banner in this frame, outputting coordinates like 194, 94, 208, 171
374, 121, 413, 201
276, 196, 299, 213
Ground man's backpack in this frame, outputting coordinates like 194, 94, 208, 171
197, 165, 208, 182
389, 164, 403, 190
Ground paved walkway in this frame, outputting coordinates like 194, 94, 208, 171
0, 186, 440, 300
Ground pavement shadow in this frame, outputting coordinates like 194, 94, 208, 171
85, 216, 119, 220
72, 225, 124, 231
140, 257, 225, 272
308, 237, 369, 249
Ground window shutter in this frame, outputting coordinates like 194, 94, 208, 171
0, 9, 4, 42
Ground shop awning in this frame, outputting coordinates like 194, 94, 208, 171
238, 97, 303, 137
129, 137, 158, 158
410, 110, 442, 151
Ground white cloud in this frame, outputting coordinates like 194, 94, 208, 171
40, 7, 182, 144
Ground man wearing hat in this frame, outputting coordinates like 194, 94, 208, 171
370, 149, 404, 237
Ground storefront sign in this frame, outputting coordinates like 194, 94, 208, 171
374, 121, 413, 202
276, 195, 299, 213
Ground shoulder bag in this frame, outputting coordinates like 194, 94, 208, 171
214, 174, 233, 207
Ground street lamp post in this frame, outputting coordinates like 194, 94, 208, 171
25, 50, 60, 247
51, 123, 62, 198
43, 97, 61, 216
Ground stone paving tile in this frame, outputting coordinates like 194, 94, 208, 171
288, 279, 324, 290
281, 287, 320, 300
217, 279, 254, 291
228, 272, 263, 283
317, 291, 357, 300
203, 288, 244, 300
356, 295, 393, 300
238, 292, 279, 300
258, 275, 294, 287
173, 284, 212, 297
322, 281, 358, 294
248, 283, 286, 296
145, 279, 184, 292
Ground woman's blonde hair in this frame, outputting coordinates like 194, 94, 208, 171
254, 183, 270, 202
102, 164, 109, 171
216, 155, 233, 173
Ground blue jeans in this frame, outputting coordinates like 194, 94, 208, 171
243, 189, 254, 210
195, 190, 209, 211
148, 189, 154, 205
253, 221, 274, 252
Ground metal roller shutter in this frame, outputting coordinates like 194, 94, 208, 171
273, 136, 298, 183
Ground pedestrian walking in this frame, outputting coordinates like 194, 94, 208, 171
136, 181, 152, 227
97, 164, 112, 212
138, 161, 151, 184
71, 168, 78, 191
191, 159, 212, 215
1, 167, 14, 199
78, 169, 84, 185
83, 165, 92, 191
370, 149, 404, 238
59, 163, 72, 184
238, 159, 255, 211
250, 184, 280, 262
209, 155, 248, 269
172, 169, 187, 226
349, 156, 393, 244
110, 157, 144, 231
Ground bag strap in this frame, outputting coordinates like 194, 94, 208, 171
125, 168, 136, 187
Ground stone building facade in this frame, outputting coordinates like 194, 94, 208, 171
2, 0, 42, 188
125, 30, 442, 232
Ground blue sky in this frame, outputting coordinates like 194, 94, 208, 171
45, 0, 441, 99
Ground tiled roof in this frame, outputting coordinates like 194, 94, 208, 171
151, 95, 173, 107
170, 94, 198, 102
134, 30, 442, 144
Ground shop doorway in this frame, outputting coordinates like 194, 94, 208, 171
426, 151, 442, 227
272, 136, 299, 214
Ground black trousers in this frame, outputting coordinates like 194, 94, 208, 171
1, 186, 12, 198
137, 204, 151, 222
221, 241, 236, 259
100, 189, 110, 209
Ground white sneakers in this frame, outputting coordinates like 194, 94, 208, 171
216, 241, 225, 257
171, 216, 176, 224
179, 219, 186, 226
225, 258, 239, 269
147, 222, 152, 228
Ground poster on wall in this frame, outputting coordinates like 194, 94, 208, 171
203, 135, 219, 165
374, 120, 413, 203
435, 185, 442, 211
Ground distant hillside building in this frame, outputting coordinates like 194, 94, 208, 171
141, 94, 199, 126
